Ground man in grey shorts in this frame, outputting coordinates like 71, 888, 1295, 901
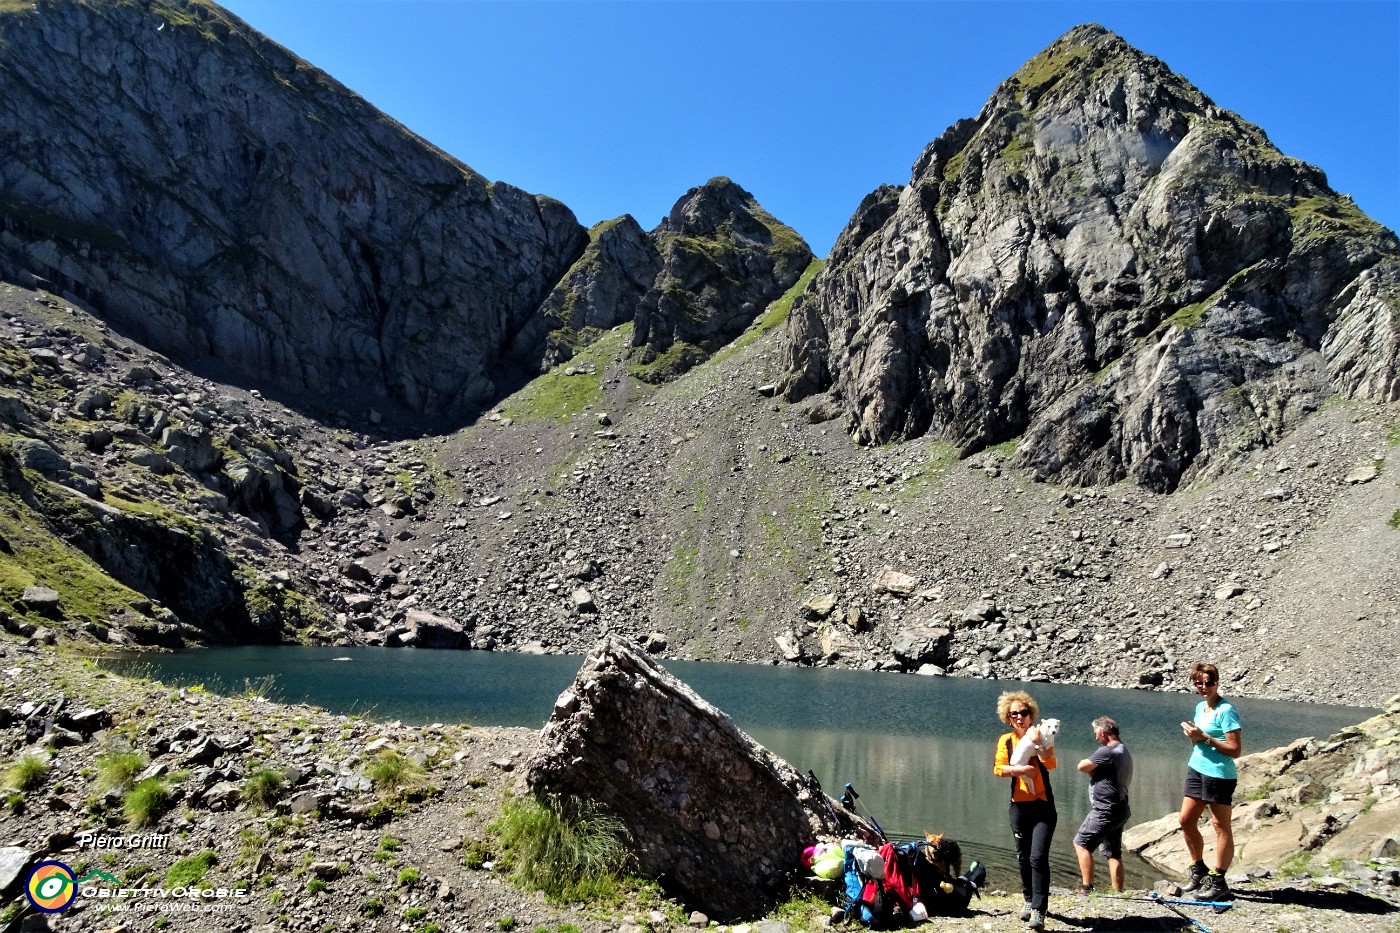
1074, 716, 1133, 893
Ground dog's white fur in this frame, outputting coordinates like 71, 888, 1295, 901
1009, 717, 1059, 766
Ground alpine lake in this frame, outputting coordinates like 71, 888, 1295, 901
101, 647, 1379, 890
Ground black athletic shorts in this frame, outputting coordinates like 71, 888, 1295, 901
1184, 767, 1236, 806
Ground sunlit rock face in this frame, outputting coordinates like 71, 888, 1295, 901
779, 24, 1399, 491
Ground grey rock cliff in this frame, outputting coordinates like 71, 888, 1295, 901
779, 24, 1400, 491
0, 0, 587, 419
634, 177, 813, 381
505, 215, 663, 374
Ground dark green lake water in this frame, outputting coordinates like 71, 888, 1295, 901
102, 647, 1377, 890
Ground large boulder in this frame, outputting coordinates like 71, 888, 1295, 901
521, 636, 877, 921
398, 609, 468, 649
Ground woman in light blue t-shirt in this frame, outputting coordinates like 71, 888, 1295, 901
1176, 662, 1242, 902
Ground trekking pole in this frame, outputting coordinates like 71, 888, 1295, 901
1106, 893, 1231, 933
1113, 893, 1233, 913
1157, 899, 1217, 933
839, 782, 886, 840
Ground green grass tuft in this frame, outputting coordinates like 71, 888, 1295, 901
241, 768, 285, 810
942, 148, 968, 184
1287, 195, 1388, 242
1280, 851, 1314, 877
364, 750, 424, 795
1013, 43, 1092, 101
164, 850, 217, 888
5, 753, 47, 791
490, 793, 633, 904
1166, 301, 1209, 330
124, 777, 173, 827
502, 323, 632, 423
986, 436, 1023, 458
627, 340, 710, 383
95, 750, 148, 794
0, 479, 154, 630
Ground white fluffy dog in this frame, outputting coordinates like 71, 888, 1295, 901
1009, 717, 1060, 766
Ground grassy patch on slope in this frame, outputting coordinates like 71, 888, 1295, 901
501, 324, 632, 424
1012, 43, 1091, 100
0, 488, 150, 629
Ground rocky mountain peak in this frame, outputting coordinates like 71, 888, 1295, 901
779, 24, 1399, 491
0, 1, 816, 417
658, 176, 771, 237
631, 177, 812, 381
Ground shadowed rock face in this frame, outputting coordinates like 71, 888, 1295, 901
633, 177, 814, 381
0, 0, 587, 420
505, 215, 663, 374
521, 636, 877, 921
779, 23, 1400, 491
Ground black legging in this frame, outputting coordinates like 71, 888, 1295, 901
1010, 798, 1058, 911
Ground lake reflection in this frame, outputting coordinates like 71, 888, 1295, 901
102, 647, 1377, 888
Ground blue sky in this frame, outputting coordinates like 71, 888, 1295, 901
218, 1, 1399, 259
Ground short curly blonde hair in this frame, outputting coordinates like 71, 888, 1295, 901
996, 690, 1039, 726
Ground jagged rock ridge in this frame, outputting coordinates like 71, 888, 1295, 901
0, 0, 812, 649
514, 177, 815, 381
0, 1, 812, 425
779, 23, 1400, 491
631, 177, 813, 381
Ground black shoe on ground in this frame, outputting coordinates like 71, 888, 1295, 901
1182, 861, 1209, 892
1196, 871, 1233, 902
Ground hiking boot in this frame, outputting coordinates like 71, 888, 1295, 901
1196, 871, 1233, 902
1019, 901, 1032, 922
1027, 907, 1046, 930
1182, 861, 1209, 891
1076, 883, 1094, 896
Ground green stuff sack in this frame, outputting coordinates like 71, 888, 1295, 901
812, 849, 846, 880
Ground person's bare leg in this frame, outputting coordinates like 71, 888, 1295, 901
1208, 802, 1235, 871
1107, 856, 1125, 892
1074, 843, 1094, 889
1179, 797, 1207, 864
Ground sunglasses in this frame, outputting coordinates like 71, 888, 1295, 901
1008, 709, 1033, 718
1193, 679, 1216, 687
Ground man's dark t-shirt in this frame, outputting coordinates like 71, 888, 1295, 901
1087, 741, 1133, 809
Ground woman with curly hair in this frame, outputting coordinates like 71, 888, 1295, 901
994, 690, 1056, 930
